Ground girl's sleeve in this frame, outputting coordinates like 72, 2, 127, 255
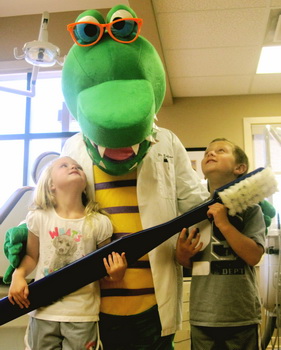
26, 211, 40, 237
96, 214, 114, 245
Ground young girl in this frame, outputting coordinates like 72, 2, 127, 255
8, 156, 127, 350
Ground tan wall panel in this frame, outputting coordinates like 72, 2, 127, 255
157, 94, 281, 149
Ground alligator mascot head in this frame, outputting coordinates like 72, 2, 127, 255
62, 4, 166, 176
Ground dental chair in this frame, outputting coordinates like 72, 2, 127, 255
0, 151, 60, 280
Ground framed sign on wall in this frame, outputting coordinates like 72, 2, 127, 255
186, 147, 206, 180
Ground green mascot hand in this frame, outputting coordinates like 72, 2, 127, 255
3, 223, 28, 284
259, 200, 276, 234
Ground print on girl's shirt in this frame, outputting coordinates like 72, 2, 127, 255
44, 227, 83, 275
49, 227, 82, 242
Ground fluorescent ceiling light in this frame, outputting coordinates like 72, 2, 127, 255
256, 46, 281, 74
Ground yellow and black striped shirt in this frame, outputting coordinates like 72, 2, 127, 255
94, 165, 157, 315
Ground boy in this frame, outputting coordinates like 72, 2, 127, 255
176, 138, 265, 350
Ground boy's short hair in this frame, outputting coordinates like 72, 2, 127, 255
210, 138, 249, 176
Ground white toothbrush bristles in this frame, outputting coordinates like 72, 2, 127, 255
217, 167, 278, 216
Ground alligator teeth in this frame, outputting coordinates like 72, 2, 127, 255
145, 135, 157, 144
132, 144, 140, 155
98, 145, 106, 158
152, 127, 159, 143
152, 123, 159, 131
154, 114, 158, 121
147, 135, 154, 142
99, 160, 107, 169
129, 163, 138, 171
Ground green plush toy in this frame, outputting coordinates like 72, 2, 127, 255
259, 199, 276, 234
3, 223, 28, 284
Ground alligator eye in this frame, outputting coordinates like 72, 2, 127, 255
106, 6, 139, 41
107, 5, 137, 23
109, 9, 134, 22
74, 10, 105, 45
74, 21, 101, 45
110, 19, 137, 39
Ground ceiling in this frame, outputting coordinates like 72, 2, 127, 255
0, 0, 125, 17
1, 0, 281, 99
153, 0, 281, 98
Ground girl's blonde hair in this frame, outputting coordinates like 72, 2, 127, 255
31, 157, 107, 219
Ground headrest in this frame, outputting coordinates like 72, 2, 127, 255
31, 151, 60, 184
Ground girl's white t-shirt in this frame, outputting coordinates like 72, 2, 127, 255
26, 208, 113, 322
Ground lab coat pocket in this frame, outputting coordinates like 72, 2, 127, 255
155, 160, 176, 199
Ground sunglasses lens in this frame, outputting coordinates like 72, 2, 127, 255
73, 23, 101, 45
110, 20, 138, 41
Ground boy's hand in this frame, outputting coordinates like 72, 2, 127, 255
207, 203, 230, 231
103, 252, 127, 282
176, 227, 203, 268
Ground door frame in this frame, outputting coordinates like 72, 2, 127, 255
243, 116, 281, 171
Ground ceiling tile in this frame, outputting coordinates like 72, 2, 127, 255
156, 8, 268, 50
164, 47, 261, 77
250, 74, 281, 93
153, 0, 268, 13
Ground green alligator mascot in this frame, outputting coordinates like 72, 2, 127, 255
1, 4, 214, 349
60, 4, 209, 349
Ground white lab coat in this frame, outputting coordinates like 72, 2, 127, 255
62, 127, 209, 336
